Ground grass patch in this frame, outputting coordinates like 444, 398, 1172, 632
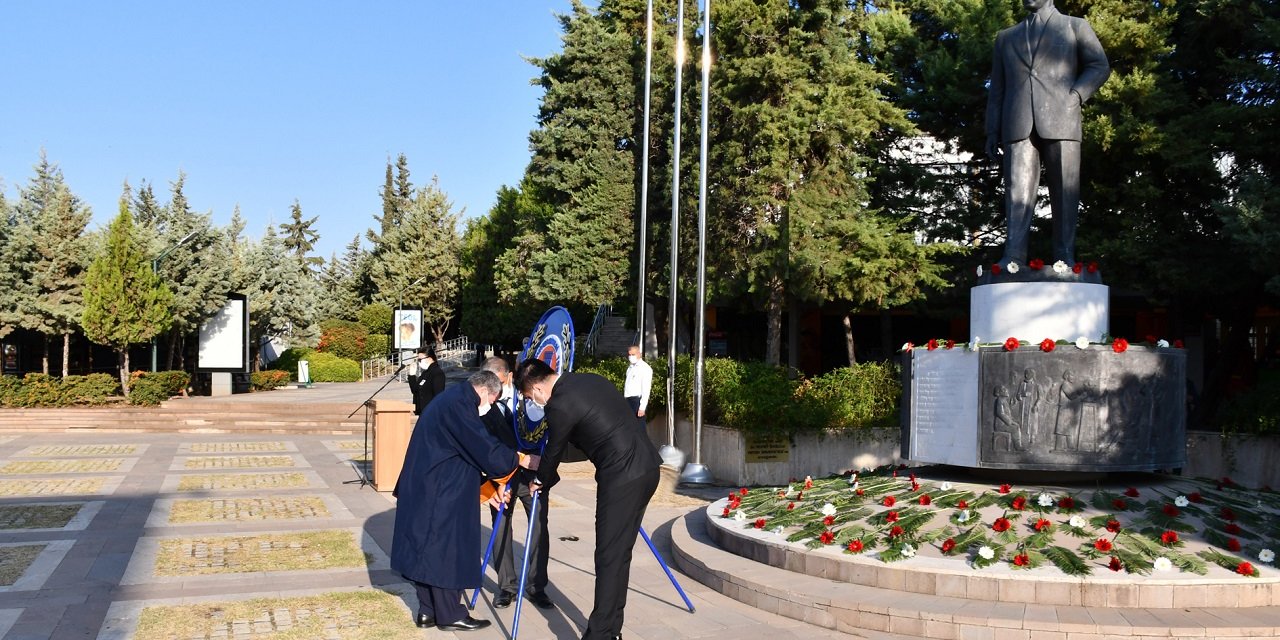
0, 478, 106, 496
0, 459, 124, 474
189, 442, 288, 453
0, 545, 45, 586
182, 456, 295, 469
0, 504, 82, 530
154, 530, 367, 576
176, 473, 308, 492
19, 445, 137, 456
169, 497, 330, 524
133, 589, 419, 640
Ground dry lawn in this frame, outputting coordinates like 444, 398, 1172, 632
132, 589, 419, 640
154, 530, 367, 576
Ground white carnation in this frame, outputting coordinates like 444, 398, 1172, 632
1174, 495, 1189, 507
1069, 515, 1086, 529
733, 510, 747, 523
1037, 493, 1055, 507
1052, 260, 1069, 274
1075, 336, 1090, 350
1007, 261, 1020, 274
1260, 549, 1276, 564
976, 265, 983, 277
1153, 557, 1173, 572
956, 510, 971, 523
978, 546, 995, 560
772, 526, 784, 535
1157, 339, 1170, 348
940, 481, 953, 491
821, 503, 837, 517
901, 544, 917, 558
968, 339, 981, 352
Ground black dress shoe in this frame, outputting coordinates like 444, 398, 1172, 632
493, 590, 516, 609
436, 616, 492, 631
526, 591, 554, 609
414, 612, 434, 628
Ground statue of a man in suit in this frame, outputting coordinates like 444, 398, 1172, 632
985, 0, 1110, 268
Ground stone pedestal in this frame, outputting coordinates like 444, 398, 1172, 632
210, 372, 232, 397
970, 281, 1109, 343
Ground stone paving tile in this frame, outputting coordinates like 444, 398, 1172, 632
146, 494, 353, 527
0, 608, 20, 638
0, 476, 123, 497
169, 454, 305, 471
178, 441, 296, 454
0, 458, 136, 475
159, 470, 326, 493
320, 440, 366, 452
0, 539, 74, 593
11, 444, 146, 457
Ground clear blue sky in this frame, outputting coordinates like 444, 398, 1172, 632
0, 1, 574, 260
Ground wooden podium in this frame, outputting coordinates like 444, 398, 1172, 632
371, 399, 415, 492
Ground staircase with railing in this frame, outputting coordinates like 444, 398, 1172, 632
360, 336, 475, 381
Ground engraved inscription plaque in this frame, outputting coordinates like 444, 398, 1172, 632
904, 350, 980, 467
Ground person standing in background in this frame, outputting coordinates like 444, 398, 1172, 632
623, 345, 652, 424
407, 347, 445, 415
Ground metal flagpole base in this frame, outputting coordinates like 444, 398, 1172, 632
678, 463, 713, 485
658, 445, 686, 469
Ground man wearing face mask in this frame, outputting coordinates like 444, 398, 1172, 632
623, 345, 652, 424
514, 358, 662, 640
391, 370, 540, 632
478, 357, 554, 610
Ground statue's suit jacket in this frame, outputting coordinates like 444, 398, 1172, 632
986, 8, 1110, 144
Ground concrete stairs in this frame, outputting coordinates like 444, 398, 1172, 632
594, 314, 636, 357
0, 401, 365, 435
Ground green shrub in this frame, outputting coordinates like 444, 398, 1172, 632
0, 375, 20, 407
1217, 368, 1280, 435
317, 323, 368, 360
365, 334, 391, 360
127, 370, 189, 406
795, 363, 901, 432
306, 351, 362, 382
12, 373, 65, 407
269, 348, 313, 380
251, 370, 291, 391
358, 303, 394, 335
61, 373, 121, 405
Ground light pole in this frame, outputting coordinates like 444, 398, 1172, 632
151, 230, 199, 372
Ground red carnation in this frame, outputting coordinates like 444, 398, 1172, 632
1221, 507, 1238, 522
1112, 338, 1129, 353
1087, 261, 1099, 273
1106, 520, 1122, 533
957, 500, 969, 509
1029, 258, 1045, 270
823, 515, 835, 526
999, 484, 1012, 494
778, 491, 786, 497
1174, 339, 1185, 349
1145, 334, 1158, 344
754, 518, 766, 529
819, 530, 835, 545
1034, 518, 1052, 532
787, 502, 795, 511
991, 263, 1002, 275
1228, 538, 1242, 552
847, 539, 864, 553
1013, 553, 1030, 566
1072, 262, 1083, 274
1011, 496, 1027, 511
911, 482, 921, 492
1124, 487, 1140, 498
941, 538, 956, 554
804, 478, 813, 489
1040, 338, 1056, 352
945, 340, 956, 349
1161, 530, 1179, 545
855, 488, 865, 496
919, 494, 932, 506
883, 496, 896, 507
1058, 497, 1076, 509
1112, 498, 1128, 510
992, 517, 1012, 532
886, 511, 900, 523
889, 525, 904, 538
1225, 523, 1242, 535
1003, 337, 1020, 351
1109, 556, 1123, 572
1094, 538, 1113, 552
1162, 504, 1181, 517
1237, 561, 1256, 576
796, 492, 804, 501
739, 487, 749, 496
1188, 492, 1203, 503
722, 507, 731, 517
927, 339, 939, 351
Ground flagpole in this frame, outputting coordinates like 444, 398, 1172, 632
662, 0, 688, 470
636, 0, 654, 356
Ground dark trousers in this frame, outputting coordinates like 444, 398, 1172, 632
1001, 133, 1081, 264
582, 467, 660, 640
411, 580, 466, 625
489, 482, 550, 595
625, 397, 644, 427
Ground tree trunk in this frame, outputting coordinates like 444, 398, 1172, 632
62, 333, 71, 377
765, 283, 784, 366
41, 337, 49, 375
843, 314, 858, 366
165, 328, 178, 371
176, 334, 186, 371
119, 349, 131, 396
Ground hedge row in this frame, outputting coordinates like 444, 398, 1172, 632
251, 370, 291, 391
127, 371, 191, 406
575, 355, 900, 437
0, 373, 122, 407
269, 348, 362, 383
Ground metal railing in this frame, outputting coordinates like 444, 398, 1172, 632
582, 304, 610, 359
359, 335, 473, 381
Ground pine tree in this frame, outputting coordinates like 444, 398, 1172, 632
82, 199, 173, 394
241, 226, 320, 367
279, 199, 322, 271
0, 188, 17, 340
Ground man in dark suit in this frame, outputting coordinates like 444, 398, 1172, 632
391, 370, 538, 632
985, 0, 1109, 268
479, 356, 553, 610
407, 346, 446, 415
515, 358, 663, 640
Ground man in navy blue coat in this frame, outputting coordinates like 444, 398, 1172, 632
391, 370, 536, 632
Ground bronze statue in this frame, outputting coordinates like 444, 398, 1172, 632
985, 0, 1110, 268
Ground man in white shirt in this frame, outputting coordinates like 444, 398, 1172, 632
623, 345, 652, 422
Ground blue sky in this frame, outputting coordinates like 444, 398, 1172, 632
0, 1, 573, 259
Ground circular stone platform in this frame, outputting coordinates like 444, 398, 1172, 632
672, 470, 1280, 638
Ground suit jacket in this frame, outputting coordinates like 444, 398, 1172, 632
408, 361, 446, 415
390, 382, 517, 589
481, 395, 539, 488
985, 7, 1109, 144
535, 372, 662, 490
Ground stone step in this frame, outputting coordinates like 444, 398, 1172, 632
671, 508, 1280, 640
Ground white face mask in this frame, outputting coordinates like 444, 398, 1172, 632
628, 355, 639, 364
478, 402, 491, 417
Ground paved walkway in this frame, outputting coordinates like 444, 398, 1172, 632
0, 382, 866, 640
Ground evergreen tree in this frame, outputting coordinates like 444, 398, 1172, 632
132, 180, 164, 229
279, 199, 322, 271
0, 188, 16, 340
460, 183, 552, 346
241, 226, 321, 367
82, 200, 173, 394
370, 177, 462, 345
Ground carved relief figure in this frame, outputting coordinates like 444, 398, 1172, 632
1053, 370, 1087, 451
1015, 368, 1042, 449
992, 385, 1020, 452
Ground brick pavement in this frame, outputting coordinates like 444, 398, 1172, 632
0, 429, 864, 640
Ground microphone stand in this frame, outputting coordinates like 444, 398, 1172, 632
343, 360, 411, 487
